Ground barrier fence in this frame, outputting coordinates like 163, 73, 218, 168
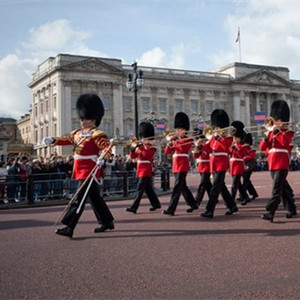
0, 167, 172, 206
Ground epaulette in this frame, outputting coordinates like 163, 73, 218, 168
91, 128, 107, 138
71, 128, 81, 135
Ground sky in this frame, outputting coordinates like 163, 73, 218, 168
1, 0, 300, 119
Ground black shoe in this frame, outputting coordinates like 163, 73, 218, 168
201, 211, 214, 219
94, 222, 115, 233
241, 198, 250, 206
261, 212, 274, 222
186, 206, 198, 213
55, 227, 73, 238
286, 210, 297, 219
162, 210, 174, 216
225, 206, 238, 215
250, 195, 258, 201
236, 197, 242, 202
149, 206, 161, 211
125, 207, 137, 214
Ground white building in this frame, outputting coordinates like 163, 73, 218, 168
28, 54, 300, 158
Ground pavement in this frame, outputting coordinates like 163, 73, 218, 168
0, 171, 300, 300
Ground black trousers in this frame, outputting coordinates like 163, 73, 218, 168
282, 180, 296, 212
232, 174, 248, 201
130, 177, 161, 210
266, 169, 289, 215
241, 170, 258, 198
195, 172, 212, 205
61, 179, 114, 230
167, 172, 197, 213
206, 171, 236, 213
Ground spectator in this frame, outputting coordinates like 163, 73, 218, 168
0, 161, 7, 203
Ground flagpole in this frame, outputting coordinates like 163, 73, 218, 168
236, 27, 242, 62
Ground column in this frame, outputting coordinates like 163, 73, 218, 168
233, 91, 241, 120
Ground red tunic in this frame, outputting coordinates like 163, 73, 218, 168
164, 136, 193, 173
229, 143, 248, 175
259, 130, 293, 170
193, 141, 211, 173
54, 127, 110, 180
208, 135, 232, 173
130, 143, 156, 178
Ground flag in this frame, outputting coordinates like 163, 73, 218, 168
254, 112, 266, 124
235, 27, 240, 43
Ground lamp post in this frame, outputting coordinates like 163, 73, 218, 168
126, 61, 144, 137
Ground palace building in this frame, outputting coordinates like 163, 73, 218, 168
28, 53, 300, 158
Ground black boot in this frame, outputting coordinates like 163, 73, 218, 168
201, 210, 214, 219
261, 212, 274, 222
55, 227, 73, 238
94, 222, 115, 233
286, 210, 297, 219
125, 207, 137, 214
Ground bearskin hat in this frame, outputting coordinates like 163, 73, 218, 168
174, 112, 190, 131
76, 94, 104, 127
270, 100, 290, 122
231, 120, 245, 138
139, 122, 155, 139
211, 109, 229, 129
241, 132, 253, 146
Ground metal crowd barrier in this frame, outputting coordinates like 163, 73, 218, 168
0, 168, 172, 207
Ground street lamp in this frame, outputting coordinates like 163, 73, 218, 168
126, 61, 144, 137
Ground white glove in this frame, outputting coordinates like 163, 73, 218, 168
96, 158, 105, 167
44, 137, 55, 145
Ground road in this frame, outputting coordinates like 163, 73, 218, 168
0, 171, 300, 299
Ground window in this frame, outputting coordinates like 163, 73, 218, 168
175, 99, 183, 112
142, 98, 150, 112
71, 95, 78, 109
40, 102, 43, 114
124, 98, 132, 112
103, 97, 111, 110
53, 95, 57, 110
158, 98, 167, 113
191, 100, 198, 114
103, 122, 112, 137
205, 101, 214, 113
45, 99, 48, 112
34, 105, 38, 117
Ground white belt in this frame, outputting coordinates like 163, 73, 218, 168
137, 160, 151, 164
210, 152, 228, 156
174, 154, 189, 158
269, 148, 289, 154
198, 159, 210, 163
230, 158, 244, 162
74, 154, 98, 161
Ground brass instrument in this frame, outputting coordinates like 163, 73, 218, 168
203, 125, 236, 140
244, 116, 293, 133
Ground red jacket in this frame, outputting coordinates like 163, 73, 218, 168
165, 136, 192, 173
229, 143, 248, 175
193, 141, 211, 173
208, 135, 232, 173
259, 130, 293, 170
130, 143, 156, 178
54, 127, 110, 180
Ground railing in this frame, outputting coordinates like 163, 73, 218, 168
0, 167, 172, 206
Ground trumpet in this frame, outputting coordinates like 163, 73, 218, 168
244, 116, 293, 133
203, 125, 236, 140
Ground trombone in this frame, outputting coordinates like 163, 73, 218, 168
244, 116, 293, 133
202, 125, 236, 140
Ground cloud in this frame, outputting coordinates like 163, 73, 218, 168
0, 54, 37, 119
22, 19, 108, 60
1, 19, 109, 119
210, 0, 300, 78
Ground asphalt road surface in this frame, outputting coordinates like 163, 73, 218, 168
1, 171, 300, 299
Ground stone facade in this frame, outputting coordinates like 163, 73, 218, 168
28, 54, 300, 158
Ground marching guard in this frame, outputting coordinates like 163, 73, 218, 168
163, 112, 198, 215
44, 94, 114, 238
259, 100, 297, 222
192, 129, 212, 206
125, 122, 161, 213
201, 109, 238, 219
